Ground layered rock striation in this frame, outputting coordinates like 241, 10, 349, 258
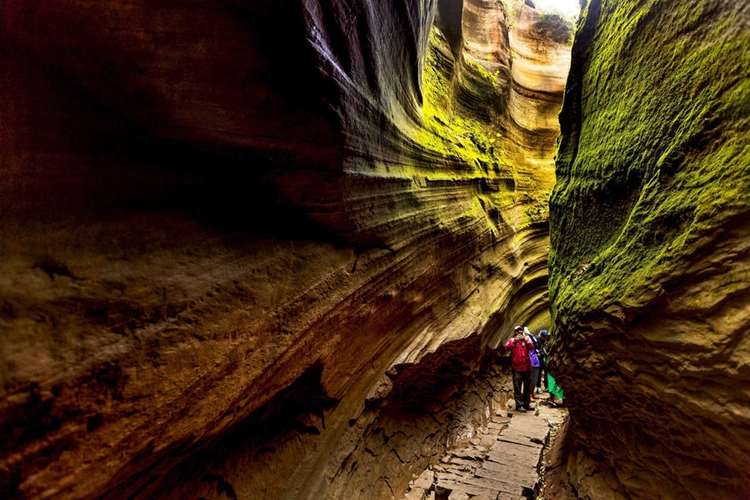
0, 0, 570, 498
549, 0, 750, 498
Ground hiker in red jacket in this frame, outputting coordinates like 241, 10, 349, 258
505, 325, 535, 412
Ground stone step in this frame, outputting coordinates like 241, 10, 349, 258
403, 405, 567, 500
437, 470, 529, 497
501, 427, 549, 438
495, 434, 544, 448
436, 478, 500, 499
461, 474, 528, 496
478, 473, 537, 490
485, 461, 539, 476
482, 460, 538, 480
495, 493, 527, 500
486, 450, 541, 469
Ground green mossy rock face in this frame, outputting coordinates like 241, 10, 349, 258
416, 27, 509, 179
553, 0, 749, 314
550, 0, 749, 498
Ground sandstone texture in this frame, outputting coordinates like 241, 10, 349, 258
549, 0, 749, 499
0, 1, 570, 499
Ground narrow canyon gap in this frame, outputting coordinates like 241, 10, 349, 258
0, 1, 747, 500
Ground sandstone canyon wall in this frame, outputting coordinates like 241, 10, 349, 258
548, 0, 749, 499
0, 1, 571, 499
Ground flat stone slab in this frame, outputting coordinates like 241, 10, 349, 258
495, 493, 527, 500
496, 434, 544, 448
462, 474, 527, 496
488, 443, 541, 464
477, 465, 537, 486
436, 478, 500, 499
401, 400, 567, 500
478, 462, 538, 484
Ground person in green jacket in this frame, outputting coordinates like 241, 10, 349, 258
547, 373, 564, 407
541, 330, 565, 407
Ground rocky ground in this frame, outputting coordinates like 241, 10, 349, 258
401, 393, 567, 500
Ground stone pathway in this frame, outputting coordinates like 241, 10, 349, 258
403, 397, 567, 500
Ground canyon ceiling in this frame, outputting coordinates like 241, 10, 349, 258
0, 0, 748, 500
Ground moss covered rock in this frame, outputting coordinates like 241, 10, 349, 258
549, 0, 749, 498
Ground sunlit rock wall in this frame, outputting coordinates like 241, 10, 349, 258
459, 0, 572, 192
507, 2, 572, 180
0, 0, 568, 498
549, 0, 750, 498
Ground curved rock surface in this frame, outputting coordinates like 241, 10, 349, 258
0, 1, 570, 499
549, 0, 749, 499
505, 2, 572, 180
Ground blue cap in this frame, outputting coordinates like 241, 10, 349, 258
539, 330, 549, 336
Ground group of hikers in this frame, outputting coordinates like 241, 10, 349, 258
504, 325, 564, 413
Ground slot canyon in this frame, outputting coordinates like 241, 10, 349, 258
0, 0, 747, 499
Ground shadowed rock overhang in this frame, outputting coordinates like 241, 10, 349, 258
0, 1, 571, 499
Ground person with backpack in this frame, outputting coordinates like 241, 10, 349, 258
505, 325, 535, 412
526, 327, 541, 400
536, 329, 550, 393
539, 329, 565, 407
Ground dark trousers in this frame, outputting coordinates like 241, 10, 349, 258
539, 358, 548, 389
531, 367, 541, 390
512, 369, 532, 409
